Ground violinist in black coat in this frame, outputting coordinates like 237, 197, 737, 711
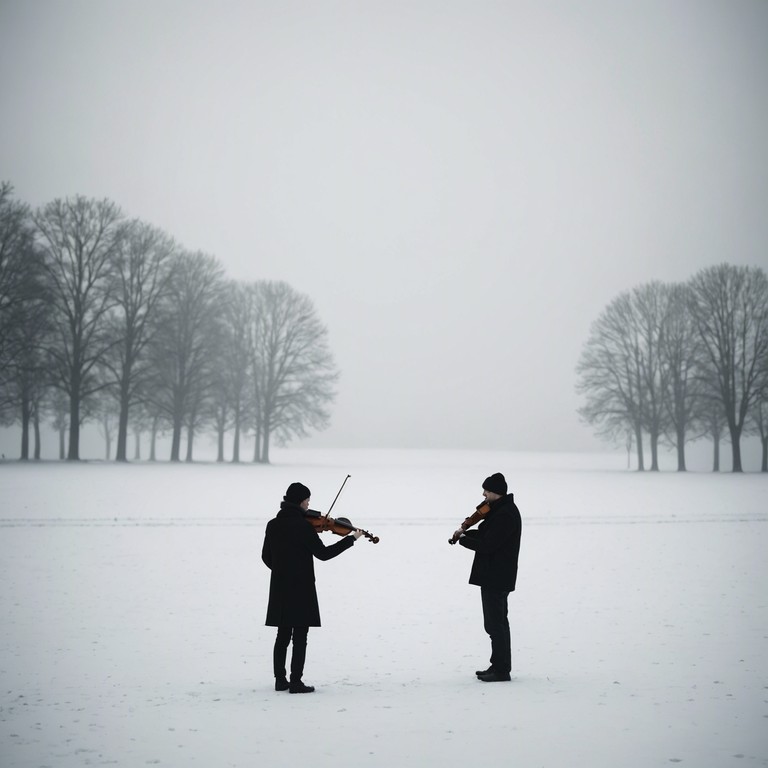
261, 482, 361, 693
455, 472, 522, 682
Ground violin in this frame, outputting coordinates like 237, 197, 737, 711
305, 508, 380, 544
448, 500, 491, 545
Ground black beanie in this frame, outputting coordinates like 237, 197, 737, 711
482, 472, 507, 496
284, 482, 311, 504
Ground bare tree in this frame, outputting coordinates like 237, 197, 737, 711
0, 185, 52, 458
34, 196, 123, 460
0, 185, 33, 360
207, 296, 235, 463
576, 291, 647, 470
229, 283, 257, 463
211, 281, 256, 463
659, 283, 705, 471
249, 281, 338, 463
0, 183, 44, 421
3, 313, 51, 459
146, 251, 225, 461
631, 282, 671, 471
104, 220, 176, 461
688, 264, 768, 472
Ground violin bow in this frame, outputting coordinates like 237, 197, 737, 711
326, 474, 351, 518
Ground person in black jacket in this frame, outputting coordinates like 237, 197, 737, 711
454, 472, 522, 682
261, 482, 362, 694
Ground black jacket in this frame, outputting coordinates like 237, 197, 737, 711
261, 502, 354, 627
458, 493, 522, 591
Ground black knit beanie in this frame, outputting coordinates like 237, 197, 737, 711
482, 472, 507, 496
284, 482, 311, 504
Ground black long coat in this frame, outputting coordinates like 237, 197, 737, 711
459, 493, 522, 591
261, 502, 355, 627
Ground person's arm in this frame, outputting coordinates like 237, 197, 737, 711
458, 515, 513, 554
304, 524, 358, 561
261, 524, 272, 569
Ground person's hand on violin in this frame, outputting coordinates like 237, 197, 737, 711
352, 529, 363, 541
452, 528, 465, 540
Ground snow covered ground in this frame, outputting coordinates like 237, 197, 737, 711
1, 450, 766, 767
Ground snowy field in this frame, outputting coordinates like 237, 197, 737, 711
1, 450, 766, 768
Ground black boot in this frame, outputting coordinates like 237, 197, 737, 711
477, 670, 511, 682
475, 666, 494, 677
275, 677, 289, 691
289, 680, 315, 694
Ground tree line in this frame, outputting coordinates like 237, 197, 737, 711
0, 182, 338, 463
576, 265, 768, 472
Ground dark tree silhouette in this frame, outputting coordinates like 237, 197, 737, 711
0, 183, 51, 457
146, 251, 225, 462
577, 291, 647, 470
659, 283, 705, 471
632, 282, 671, 471
688, 264, 768, 472
104, 220, 176, 461
34, 196, 123, 460
249, 281, 337, 464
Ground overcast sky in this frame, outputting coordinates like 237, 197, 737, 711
1, 1, 767, 453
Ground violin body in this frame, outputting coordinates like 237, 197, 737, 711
448, 501, 491, 544
305, 508, 380, 544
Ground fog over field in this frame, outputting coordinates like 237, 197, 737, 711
1, 1, 767, 458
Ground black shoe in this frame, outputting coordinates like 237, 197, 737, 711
477, 671, 511, 682
275, 677, 289, 691
289, 681, 315, 694
475, 666, 494, 677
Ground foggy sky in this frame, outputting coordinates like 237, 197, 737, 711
1, 1, 767, 453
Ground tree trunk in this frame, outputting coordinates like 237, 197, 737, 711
216, 423, 225, 462
253, 426, 262, 463
649, 430, 659, 471
232, 416, 241, 463
261, 427, 270, 464
33, 408, 41, 460
59, 428, 66, 460
134, 430, 141, 460
116, 379, 131, 462
150, 417, 158, 462
103, 415, 112, 460
634, 424, 644, 471
185, 424, 194, 462
729, 423, 743, 473
761, 436, 767, 473
20, 395, 31, 460
68, 386, 80, 460
170, 412, 183, 462
712, 435, 720, 472
675, 425, 686, 472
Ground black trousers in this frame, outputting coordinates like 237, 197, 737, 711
480, 587, 511, 673
273, 626, 309, 682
